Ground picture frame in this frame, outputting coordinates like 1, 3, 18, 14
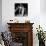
14, 3, 28, 16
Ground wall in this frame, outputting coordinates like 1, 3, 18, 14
2, 0, 40, 30
40, 0, 46, 32
2, 0, 46, 46
0, 0, 2, 32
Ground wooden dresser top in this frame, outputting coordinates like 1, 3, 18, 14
7, 23, 34, 25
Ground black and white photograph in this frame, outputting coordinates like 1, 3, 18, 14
14, 3, 28, 16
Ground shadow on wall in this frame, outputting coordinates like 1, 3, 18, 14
40, 0, 46, 13
0, 0, 2, 32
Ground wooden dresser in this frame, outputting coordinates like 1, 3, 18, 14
7, 23, 34, 46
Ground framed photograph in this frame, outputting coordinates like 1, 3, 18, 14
14, 3, 28, 16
